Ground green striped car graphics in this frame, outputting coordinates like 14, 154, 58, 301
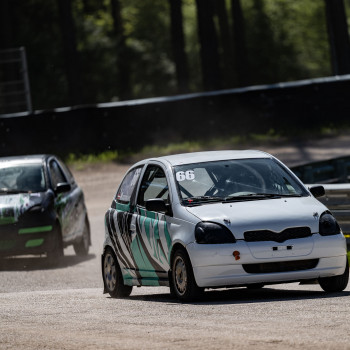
106, 205, 172, 286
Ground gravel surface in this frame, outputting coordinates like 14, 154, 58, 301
1, 136, 350, 349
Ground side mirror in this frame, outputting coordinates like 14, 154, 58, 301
309, 185, 325, 198
55, 182, 71, 194
145, 198, 168, 213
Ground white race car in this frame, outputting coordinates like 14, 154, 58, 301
102, 151, 348, 301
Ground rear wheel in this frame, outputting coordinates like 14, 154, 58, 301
170, 248, 203, 302
103, 247, 132, 298
319, 259, 349, 292
73, 219, 90, 256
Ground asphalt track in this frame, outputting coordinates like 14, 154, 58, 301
1, 137, 350, 349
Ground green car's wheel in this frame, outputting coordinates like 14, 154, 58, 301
47, 224, 64, 266
103, 247, 132, 298
170, 248, 203, 302
74, 219, 90, 256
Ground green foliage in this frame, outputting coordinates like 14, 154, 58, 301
242, 0, 331, 85
122, 0, 176, 98
4, 0, 348, 109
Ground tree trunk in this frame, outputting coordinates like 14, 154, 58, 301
325, 0, 350, 75
231, 0, 249, 86
56, 0, 83, 105
0, 0, 13, 49
214, 0, 236, 87
169, 0, 189, 93
195, 0, 221, 91
110, 0, 132, 100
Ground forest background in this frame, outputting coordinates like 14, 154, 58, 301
0, 0, 350, 113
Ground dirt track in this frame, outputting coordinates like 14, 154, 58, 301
1, 136, 350, 349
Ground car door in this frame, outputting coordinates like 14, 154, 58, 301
48, 157, 78, 242
108, 165, 143, 283
57, 158, 86, 238
133, 163, 172, 285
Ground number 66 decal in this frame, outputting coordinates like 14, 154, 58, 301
176, 170, 195, 181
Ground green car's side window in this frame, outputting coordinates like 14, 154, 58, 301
137, 165, 169, 207
115, 167, 142, 206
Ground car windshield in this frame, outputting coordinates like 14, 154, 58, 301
0, 163, 46, 193
174, 158, 308, 205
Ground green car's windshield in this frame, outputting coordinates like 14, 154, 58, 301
174, 158, 308, 205
0, 163, 46, 193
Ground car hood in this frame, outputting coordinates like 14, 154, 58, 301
185, 196, 325, 239
0, 192, 44, 225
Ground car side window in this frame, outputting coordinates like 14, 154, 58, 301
57, 159, 76, 186
138, 165, 169, 207
116, 167, 142, 204
49, 160, 67, 189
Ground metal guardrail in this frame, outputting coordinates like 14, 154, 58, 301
291, 157, 350, 245
291, 156, 350, 184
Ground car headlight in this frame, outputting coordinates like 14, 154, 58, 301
28, 204, 44, 213
319, 212, 341, 236
195, 221, 236, 244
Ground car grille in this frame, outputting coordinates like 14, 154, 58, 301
244, 227, 312, 243
242, 259, 319, 274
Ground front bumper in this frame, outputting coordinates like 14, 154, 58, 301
187, 233, 347, 288
0, 222, 54, 257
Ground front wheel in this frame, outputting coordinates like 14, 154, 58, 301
73, 219, 90, 256
170, 248, 203, 302
103, 247, 132, 298
47, 225, 64, 266
318, 259, 349, 292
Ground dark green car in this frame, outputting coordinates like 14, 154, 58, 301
0, 154, 90, 262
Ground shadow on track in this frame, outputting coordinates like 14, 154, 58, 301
0, 253, 96, 271
124, 286, 350, 305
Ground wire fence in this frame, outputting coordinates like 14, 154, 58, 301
0, 47, 32, 114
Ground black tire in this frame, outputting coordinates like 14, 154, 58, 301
73, 219, 90, 256
170, 247, 203, 302
246, 283, 265, 290
47, 225, 64, 266
318, 259, 349, 292
103, 247, 132, 298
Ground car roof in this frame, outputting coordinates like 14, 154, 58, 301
0, 154, 49, 165
137, 150, 272, 167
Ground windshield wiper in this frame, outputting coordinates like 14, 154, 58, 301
255, 193, 302, 197
0, 188, 29, 194
224, 193, 302, 202
183, 195, 225, 205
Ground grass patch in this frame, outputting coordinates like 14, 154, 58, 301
65, 150, 119, 170
124, 131, 286, 163
64, 132, 285, 168
63, 128, 349, 167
